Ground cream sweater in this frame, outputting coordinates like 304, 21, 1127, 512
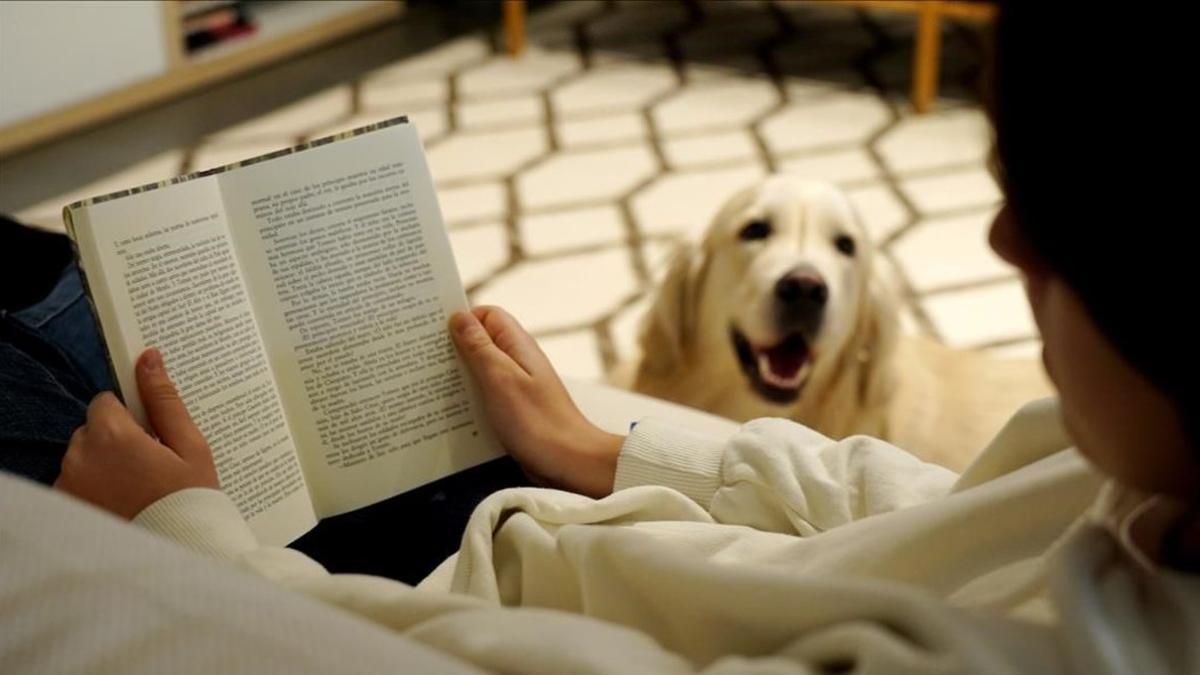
23, 398, 1197, 673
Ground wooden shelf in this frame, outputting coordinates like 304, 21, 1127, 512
186, 2, 382, 64
0, 0, 403, 159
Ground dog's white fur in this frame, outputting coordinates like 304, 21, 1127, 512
621, 177, 1051, 471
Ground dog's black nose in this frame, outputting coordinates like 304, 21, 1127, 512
775, 274, 827, 307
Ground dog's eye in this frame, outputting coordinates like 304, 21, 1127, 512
834, 234, 856, 257
738, 219, 772, 241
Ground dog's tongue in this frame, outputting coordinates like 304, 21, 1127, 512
755, 334, 811, 389
765, 343, 806, 378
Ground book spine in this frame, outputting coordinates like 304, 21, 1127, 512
61, 206, 126, 405
184, 2, 257, 54
182, 6, 239, 34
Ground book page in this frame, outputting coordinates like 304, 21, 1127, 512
219, 121, 501, 517
67, 177, 317, 545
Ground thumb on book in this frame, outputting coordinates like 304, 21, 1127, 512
451, 306, 557, 381
135, 347, 210, 462
450, 310, 508, 376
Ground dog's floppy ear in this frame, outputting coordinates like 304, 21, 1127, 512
636, 182, 754, 377
637, 243, 707, 376
850, 254, 901, 406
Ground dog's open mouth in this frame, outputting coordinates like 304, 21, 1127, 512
731, 328, 814, 404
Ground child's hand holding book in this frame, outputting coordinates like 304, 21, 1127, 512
55, 348, 219, 519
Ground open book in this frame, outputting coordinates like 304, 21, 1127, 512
64, 117, 502, 546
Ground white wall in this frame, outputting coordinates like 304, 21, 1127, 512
0, 1, 169, 127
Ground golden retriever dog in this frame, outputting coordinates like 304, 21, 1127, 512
624, 176, 1051, 471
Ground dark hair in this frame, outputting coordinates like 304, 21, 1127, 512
989, 4, 1195, 442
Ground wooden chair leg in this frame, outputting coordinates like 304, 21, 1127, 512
504, 0, 525, 57
913, 3, 943, 113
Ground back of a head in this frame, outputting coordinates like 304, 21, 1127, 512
990, 3, 1195, 440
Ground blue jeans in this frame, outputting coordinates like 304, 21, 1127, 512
0, 263, 113, 484
0, 262, 526, 583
